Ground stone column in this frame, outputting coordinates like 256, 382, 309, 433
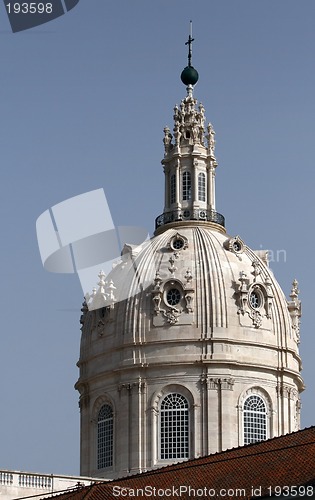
211, 166, 216, 210
117, 384, 132, 475
175, 159, 180, 207
207, 378, 220, 454
288, 388, 298, 433
282, 385, 290, 434
150, 406, 158, 467
199, 376, 209, 456
78, 390, 90, 476
207, 163, 213, 210
193, 159, 198, 208
164, 167, 169, 211
119, 377, 146, 473
219, 378, 235, 451
127, 379, 147, 475
276, 383, 290, 435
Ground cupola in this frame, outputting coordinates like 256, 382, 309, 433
156, 22, 224, 233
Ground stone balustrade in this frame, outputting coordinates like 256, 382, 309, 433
0, 469, 106, 499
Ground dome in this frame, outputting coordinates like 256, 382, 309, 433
76, 57, 303, 479
78, 222, 303, 479
81, 224, 301, 376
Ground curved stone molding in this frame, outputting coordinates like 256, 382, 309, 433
238, 386, 273, 414
91, 395, 115, 424
151, 384, 195, 413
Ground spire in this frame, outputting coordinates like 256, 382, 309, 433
180, 21, 199, 88
155, 28, 225, 234
185, 20, 194, 67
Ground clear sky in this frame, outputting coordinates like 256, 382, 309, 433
0, 0, 314, 476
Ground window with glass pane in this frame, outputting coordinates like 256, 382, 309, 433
198, 173, 206, 201
170, 174, 176, 204
160, 393, 189, 460
182, 172, 192, 201
97, 404, 113, 469
243, 395, 267, 445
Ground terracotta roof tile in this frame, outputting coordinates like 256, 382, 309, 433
45, 427, 315, 499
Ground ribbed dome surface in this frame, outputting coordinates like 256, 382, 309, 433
108, 226, 290, 335
80, 223, 301, 377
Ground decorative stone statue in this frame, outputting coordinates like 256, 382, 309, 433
173, 123, 182, 146
163, 126, 173, 152
207, 122, 216, 155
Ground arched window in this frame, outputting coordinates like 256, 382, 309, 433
182, 172, 191, 201
243, 395, 267, 445
97, 404, 113, 469
170, 174, 176, 204
160, 393, 189, 460
198, 173, 206, 202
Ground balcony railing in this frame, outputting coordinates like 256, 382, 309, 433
155, 208, 225, 230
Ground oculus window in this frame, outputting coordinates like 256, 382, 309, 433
171, 238, 184, 250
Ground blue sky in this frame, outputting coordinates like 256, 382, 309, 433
0, 0, 314, 476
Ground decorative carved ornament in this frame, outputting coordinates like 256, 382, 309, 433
76, 382, 90, 411
236, 260, 274, 328
118, 378, 146, 394
163, 93, 216, 167
224, 235, 245, 256
200, 375, 235, 391
168, 233, 189, 252
80, 300, 88, 329
276, 383, 299, 400
287, 279, 301, 344
84, 270, 117, 315
152, 267, 194, 326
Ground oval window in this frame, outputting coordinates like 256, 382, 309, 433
249, 290, 262, 309
166, 288, 181, 306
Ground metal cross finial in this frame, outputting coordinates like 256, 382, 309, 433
185, 20, 194, 67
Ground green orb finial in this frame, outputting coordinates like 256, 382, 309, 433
181, 66, 199, 85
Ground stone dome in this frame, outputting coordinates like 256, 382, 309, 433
76, 75, 304, 480
84, 223, 301, 374
77, 221, 303, 479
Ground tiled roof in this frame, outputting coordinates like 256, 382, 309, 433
46, 427, 315, 499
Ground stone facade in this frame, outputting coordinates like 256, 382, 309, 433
76, 84, 304, 480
